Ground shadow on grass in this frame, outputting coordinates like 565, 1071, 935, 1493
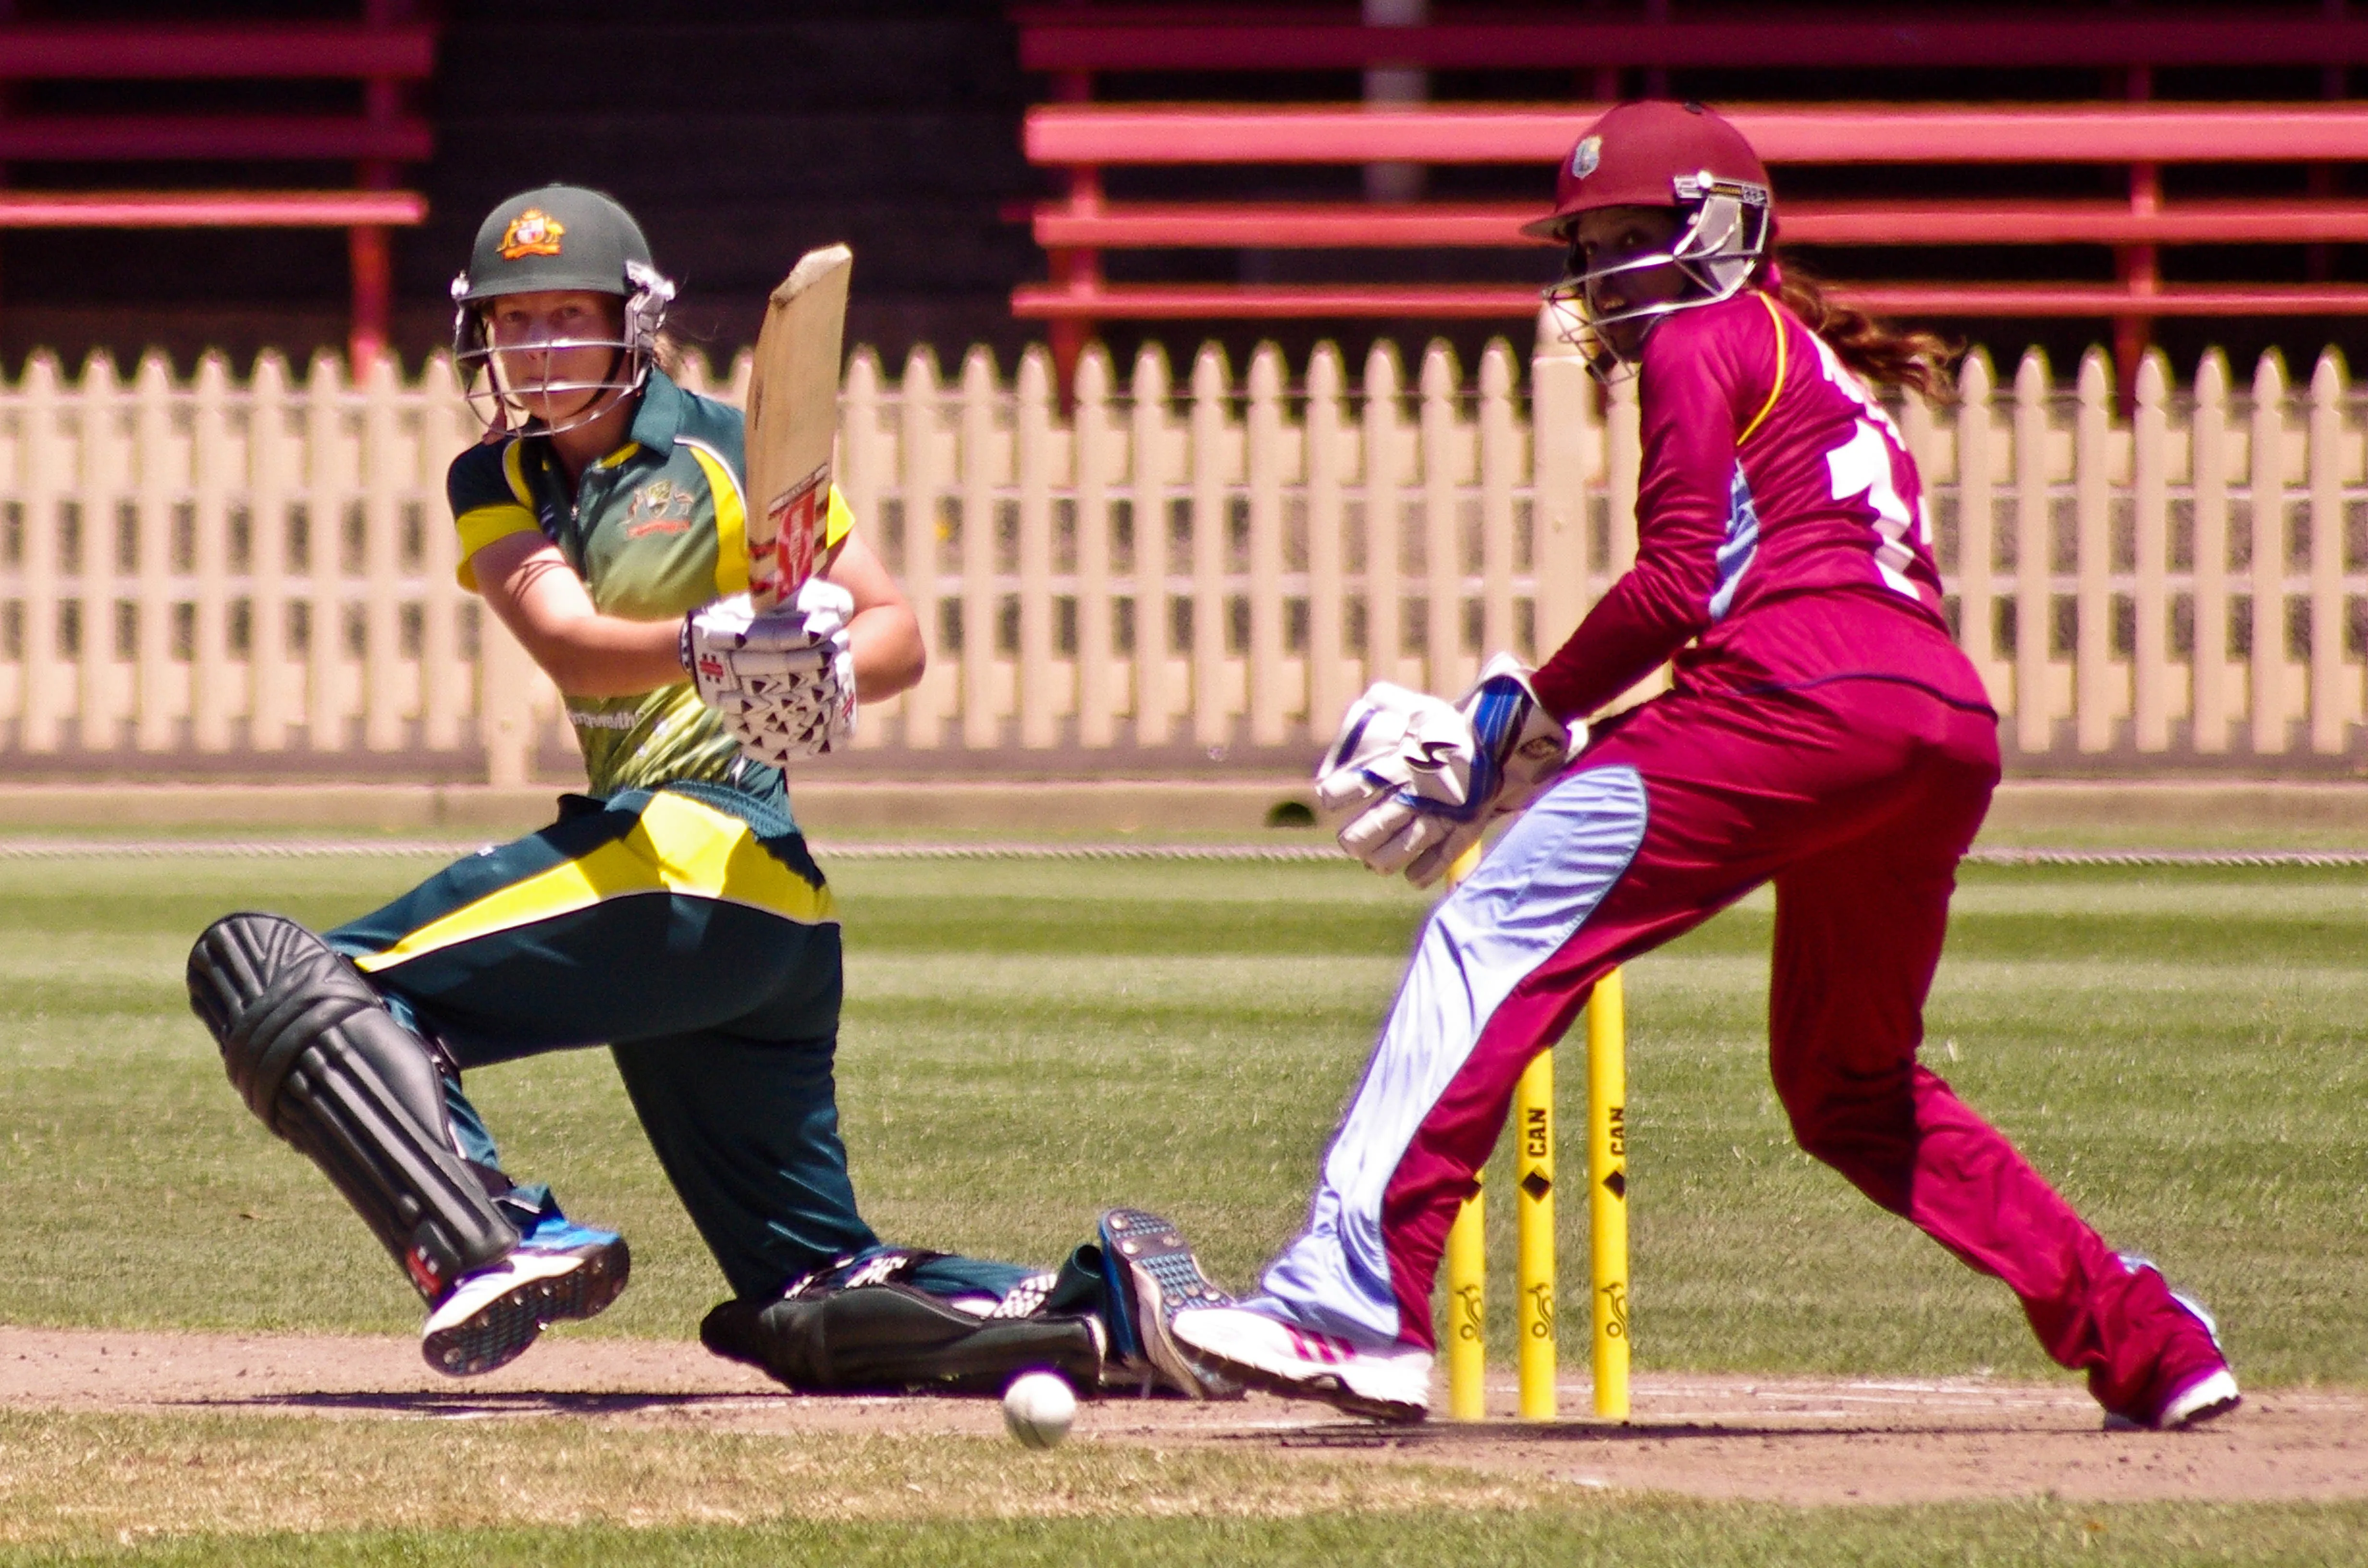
1266, 1418, 2042, 1448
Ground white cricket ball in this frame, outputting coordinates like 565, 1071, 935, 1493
1002, 1370, 1077, 1449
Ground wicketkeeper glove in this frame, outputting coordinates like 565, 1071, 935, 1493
1315, 652, 1585, 888
680, 577, 858, 764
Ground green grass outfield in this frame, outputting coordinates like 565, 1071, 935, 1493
0, 1413, 2353, 1566
0, 851, 2359, 1563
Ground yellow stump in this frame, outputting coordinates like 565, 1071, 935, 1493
1444, 1176, 1487, 1419
1443, 834, 1491, 1420
1514, 1050, 1556, 1419
1587, 968, 1631, 1421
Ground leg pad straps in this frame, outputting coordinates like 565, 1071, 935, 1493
188, 912, 517, 1301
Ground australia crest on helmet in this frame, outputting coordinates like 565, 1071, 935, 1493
498, 208, 567, 261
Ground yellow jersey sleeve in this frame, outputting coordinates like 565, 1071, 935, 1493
825, 484, 854, 551
448, 440, 545, 591
453, 504, 543, 591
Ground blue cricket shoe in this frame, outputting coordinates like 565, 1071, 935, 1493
420, 1198, 630, 1377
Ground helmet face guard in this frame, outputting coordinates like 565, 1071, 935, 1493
1541, 173, 1772, 382
450, 259, 677, 436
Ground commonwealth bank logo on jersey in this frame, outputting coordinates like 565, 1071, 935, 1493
566, 706, 640, 732
499, 208, 566, 260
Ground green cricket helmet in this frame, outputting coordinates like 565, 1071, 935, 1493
449, 184, 677, 433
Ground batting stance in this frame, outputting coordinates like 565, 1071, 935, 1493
187, 186, 1231, 1399
1175, 102, 2241, 1433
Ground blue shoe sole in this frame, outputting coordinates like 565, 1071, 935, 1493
1098, 1209, 1237, 1398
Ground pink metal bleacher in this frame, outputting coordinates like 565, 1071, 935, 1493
1011, 8, 2368, 377
1015, 9, 2368, 74
0, 11, 436, 368
1018, 103, 2368, 316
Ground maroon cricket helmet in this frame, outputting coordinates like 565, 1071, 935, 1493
1522, 100, 1772, 242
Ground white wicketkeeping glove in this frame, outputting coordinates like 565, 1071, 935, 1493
680, 577, 858, 763
1316, 682, 1477, 882
1315, 653, 1584, 888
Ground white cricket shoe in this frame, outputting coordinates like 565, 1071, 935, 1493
2100, 1252, 2242, 1432
420, 1209, 629, 1377
2155, 1367, 2242, 1430
1171, 1303, 1431, 1423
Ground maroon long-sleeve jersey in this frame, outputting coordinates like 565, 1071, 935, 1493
1532, 290, 1989, 722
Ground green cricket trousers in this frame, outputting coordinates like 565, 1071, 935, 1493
327, 778, 1026, 1304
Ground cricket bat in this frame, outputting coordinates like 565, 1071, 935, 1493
744, 243, 852, 612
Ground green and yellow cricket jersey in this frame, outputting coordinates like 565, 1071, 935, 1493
444, 369, 853, 798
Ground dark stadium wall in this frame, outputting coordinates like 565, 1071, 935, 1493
414, 0, 1043, 380
0, 0, 1045, 377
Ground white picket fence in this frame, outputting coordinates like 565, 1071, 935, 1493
0, 323, 2363, 782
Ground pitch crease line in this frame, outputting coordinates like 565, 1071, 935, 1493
0, 841, 2362, 867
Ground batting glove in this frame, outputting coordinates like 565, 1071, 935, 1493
715, 682, 856, 765
681, 578, 858, 762
1316, 653, 1583, 888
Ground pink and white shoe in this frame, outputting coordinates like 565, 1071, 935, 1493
2150, 1366, 2242, 1431
2101, 1253, 2242, 1432
1170, 1303, 1431, 1423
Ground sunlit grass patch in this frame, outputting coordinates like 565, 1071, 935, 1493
0, 855, 2355, 1386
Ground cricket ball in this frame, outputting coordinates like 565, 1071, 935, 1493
1001, 1370, 1077, 1449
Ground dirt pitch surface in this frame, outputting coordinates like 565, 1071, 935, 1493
0, 1328, 2357, 1507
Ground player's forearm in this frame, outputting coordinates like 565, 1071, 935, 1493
1536, 423, 1731, 718
848, 603, 925, 701
470, 536, 687, 697
1531, 585, 1697, 721
1532, 534, 1720, 719
507, 611, 684, 698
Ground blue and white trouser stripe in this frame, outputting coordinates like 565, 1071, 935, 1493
1254, 765, 1649, 1345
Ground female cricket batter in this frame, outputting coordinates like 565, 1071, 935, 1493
1173, 101, 2239, 1432
186, 185, 1228, 1399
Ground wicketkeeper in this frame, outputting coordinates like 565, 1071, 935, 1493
1173, 102, 2240, 1433
186, 185, 1231, 1399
